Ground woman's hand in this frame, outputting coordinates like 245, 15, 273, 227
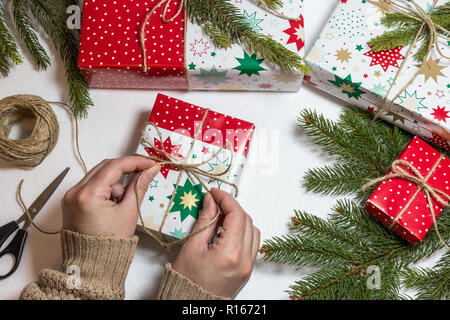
62, 156, 160, 238
173, 188, 260, 298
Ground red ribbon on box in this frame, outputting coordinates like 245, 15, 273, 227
363, 137, 450, 247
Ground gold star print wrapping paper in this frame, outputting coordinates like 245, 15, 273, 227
305, 0, 450, 150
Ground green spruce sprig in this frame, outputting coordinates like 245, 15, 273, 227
368, 3, 450, 62
186, 0, 309, 73
0, 0, 93, 117
261, 107, 450, 300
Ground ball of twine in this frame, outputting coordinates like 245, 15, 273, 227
0, 94, 59, 168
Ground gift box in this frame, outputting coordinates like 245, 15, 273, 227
305, 0, 450, 150
134, 93, 255, 240
364, 137, 450, 245
78, 0, 305, 91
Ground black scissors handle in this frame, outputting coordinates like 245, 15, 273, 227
0, 221, 28, 280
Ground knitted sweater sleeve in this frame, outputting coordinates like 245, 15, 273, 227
20, 230, 138, 300
20, 230, 229, 300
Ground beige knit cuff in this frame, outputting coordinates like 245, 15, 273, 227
157, 263, 230, 300
60, 229, 138, 299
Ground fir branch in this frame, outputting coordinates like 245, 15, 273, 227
369, 4, 450, 62
203, 22, 232, 49
186, 0, 309, 73
258, 0, 283, 11
0, 1, 23, 75
12, 0, 50, 70
401, 251, 450, 300
27, 0, 93, 117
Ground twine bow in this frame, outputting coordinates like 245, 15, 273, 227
135, 109, 239, 249
366, 0, 450, 121
362, 156, 449, 249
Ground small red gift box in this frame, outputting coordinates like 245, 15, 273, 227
78, 0, 188, 90
364, 137, 450, 245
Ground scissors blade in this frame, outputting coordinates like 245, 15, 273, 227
17, 167, 70, 228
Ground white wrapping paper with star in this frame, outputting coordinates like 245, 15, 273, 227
305, 0, 450, 149
134, 93, 255, 240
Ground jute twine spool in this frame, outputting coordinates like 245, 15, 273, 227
0, 95, 59, 168
0, 94, 88, 235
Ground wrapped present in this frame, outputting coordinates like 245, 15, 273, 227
363, 137, 450, 245
134, 93, 254, 241
305, 0, 450, 149
78, 0, 305, 91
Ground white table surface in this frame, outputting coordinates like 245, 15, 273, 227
0, 0, 443, 300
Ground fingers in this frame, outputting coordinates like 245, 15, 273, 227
120, 165, 161, 208
186, 193, 219, 248
110, 183, 125, 202
89, 156, 156, 188
210, 188, 246, 244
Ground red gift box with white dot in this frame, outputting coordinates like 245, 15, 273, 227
134, 93, 255, 239
364, 136, 450, 245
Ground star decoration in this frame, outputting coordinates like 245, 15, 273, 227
233, 51, 266, 77
211, 52, 216, 57
356, 44, 363, 51
417, 57, 446, 83
149, 179, 158, 188
386, 111, 406, 124
202, 147, 210, 154
283, 15, 305, 52
431, 106, 450, 123
144, 136, 183, 179
374, 70, 381, 77
243, 10, 264, 31
371, 0, 392, 14
143, 214, 162, 232
207, 157, 231, 188
328, 74, 365, 100
397, 90, 427, 113
160, 203, 165, 208
170, 228, 187, 240
167, 179, 205, 222
436, 90, 445, 98
335, 48, 352, 63
148, 196, 155, 202
188, 62, 196, 70
195, 66, 231, 85
372, 83, 387, 97
364, 43, 405, 72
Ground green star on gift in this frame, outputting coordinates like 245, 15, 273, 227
167, 179, 205, 222
233, 51, 266, 77
170, 228, 187, 239
329, 74, 365, 100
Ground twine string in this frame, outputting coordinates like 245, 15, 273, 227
0, 94, 88, 235
365, 0, 449, 121
361, 157, 449, 249
134, 109, 239, 250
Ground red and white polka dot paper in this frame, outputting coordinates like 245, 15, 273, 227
78, 0, 306, 91
305, 0, 450, 150
134, 93, 254, 239
79, 0, 188, 89
364, 137, 450, 245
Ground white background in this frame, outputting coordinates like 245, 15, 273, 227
0, 0, 443, 300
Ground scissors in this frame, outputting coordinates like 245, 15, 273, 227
0, 167, 70, 280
